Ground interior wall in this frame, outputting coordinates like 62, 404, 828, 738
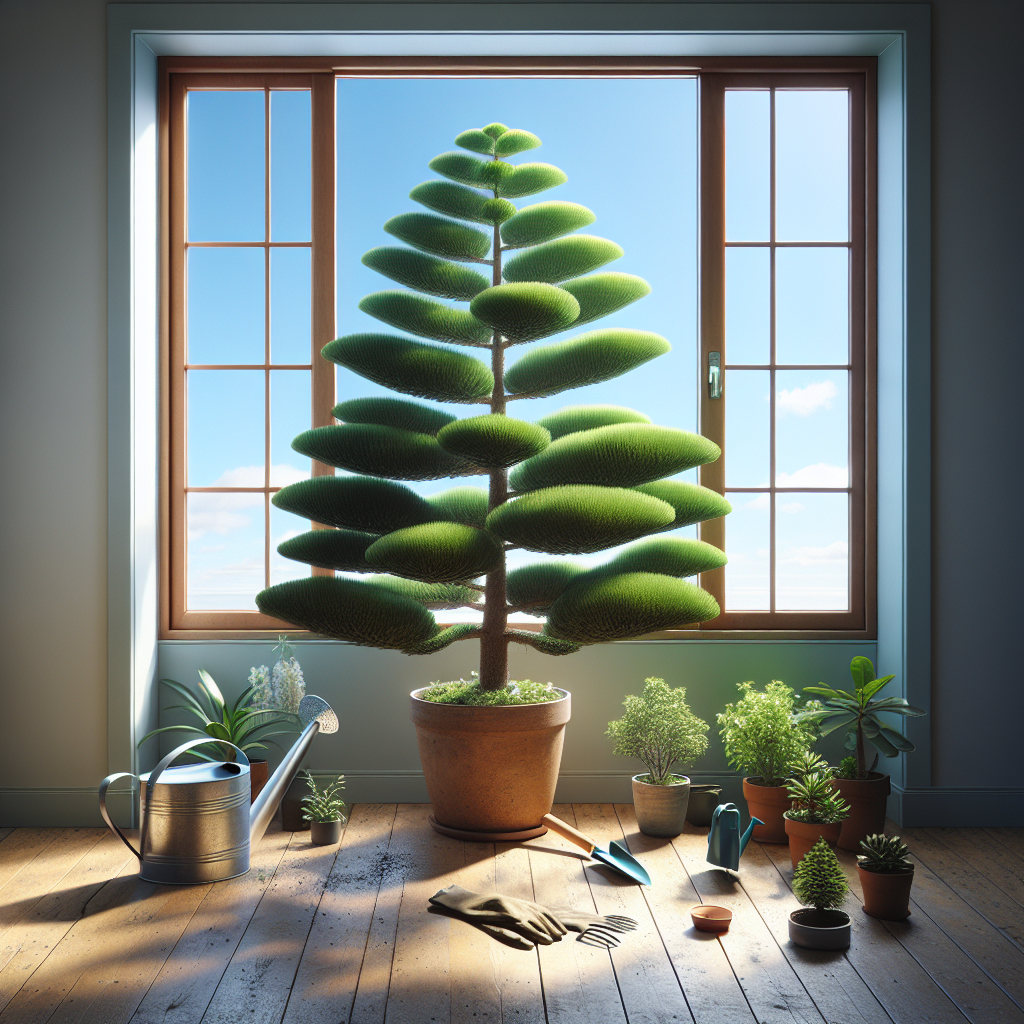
1, 0, 1021, 826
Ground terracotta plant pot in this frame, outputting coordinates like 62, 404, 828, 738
690, 905, 732, 933
686, 784, 723, 827
248, 759, 269, 804
632, 775, 689, 838
743, 778, 791, 844
831, 773, 891, 851
784, 815, 843, 867
310, 819, 343, 846
410, 688, 571, 841
788, 909, 851, 950
858, 864, 914, 920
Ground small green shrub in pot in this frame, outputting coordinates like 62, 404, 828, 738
788, 837, 852, 950
302, 772, 348, 845
783, 752, 851, 867
716, 680, 820, 843
857, 833, 915, 920
608, 678, 709, 838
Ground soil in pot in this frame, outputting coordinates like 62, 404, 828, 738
410, 688, 571, 842
248, 759, 268, 804
743, 778, 791, 844
310, 819, 342, 846
858, 865, 914, 920
686, 785, 723, 827
632, 775, 689, 838
831, 773, 891, 851
788, 909, 851, 950
784, 816, 843, 867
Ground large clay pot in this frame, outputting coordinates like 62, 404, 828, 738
743, 778, 791, 844
858, 864, 914, 920
686, 784, 723, 827
788, 909, 851, 950
784, 815, 843, 867
632, 775, 690, 837
410, 688, 571, 842
831, 773, 891, 851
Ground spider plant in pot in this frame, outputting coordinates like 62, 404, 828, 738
255, 121, 729, 841
607, 677, 709, 838
788, 837, 852, 951
302, 772, 348, 846
796, 656, 925, 850
138, 670, 301, 803
717, 681, 820, 843
857, 834, 915, 920
783, 752, 850, 867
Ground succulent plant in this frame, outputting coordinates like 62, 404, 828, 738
792, 837, 850, 911
256, 122, 729, 690
858, 834, 913, 873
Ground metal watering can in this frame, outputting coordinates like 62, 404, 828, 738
706, 802, 763, 872
98, 694, 338, 884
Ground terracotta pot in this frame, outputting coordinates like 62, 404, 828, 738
788, 909, 851, 950
310, 819, 343, 846
858, 864, 914, 920
632, 775, 689, 838
248, 759, 269, 804
743, 778, 791, 844
410, 688, 571, 841
784, 815, 843, 867
831, 773, 891, 851
686, 784, 723, 827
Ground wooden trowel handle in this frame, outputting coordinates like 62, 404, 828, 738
542, 814, 597, 855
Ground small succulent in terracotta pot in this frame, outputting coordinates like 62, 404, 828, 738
783, 752, 850, 867
857, 833, 914, 920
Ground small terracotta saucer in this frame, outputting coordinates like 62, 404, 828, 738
690, 905, 733, 933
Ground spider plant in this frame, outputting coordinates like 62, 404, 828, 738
138, 669, 302, 762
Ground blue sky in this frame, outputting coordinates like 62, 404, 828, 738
183, 79, 851, 614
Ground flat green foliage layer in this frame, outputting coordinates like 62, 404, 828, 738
793, 838, 850, 911
420, 676, 562, 706
257, 121, 729, 683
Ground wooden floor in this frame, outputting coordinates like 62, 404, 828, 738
0, 807, 1022, 1024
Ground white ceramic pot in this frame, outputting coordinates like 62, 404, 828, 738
632, 774, 690, 838
788, 909, 851, 950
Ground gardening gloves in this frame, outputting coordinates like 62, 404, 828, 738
429, 885, 637, 950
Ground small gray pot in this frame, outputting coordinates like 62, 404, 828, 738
685, 784, 724, 827
632, 775, 690, 838
788, 909, 851, 950
310, 819, 343, 846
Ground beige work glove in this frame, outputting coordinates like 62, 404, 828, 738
429, 884, 568, 950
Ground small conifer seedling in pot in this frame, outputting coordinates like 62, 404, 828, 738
788, 837, 852, 950
257, 122, 728, 840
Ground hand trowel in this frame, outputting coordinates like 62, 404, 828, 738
541, 813, 652, 886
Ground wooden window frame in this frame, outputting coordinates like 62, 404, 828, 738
159, 55, 875, 640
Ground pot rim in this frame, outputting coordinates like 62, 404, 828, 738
410, 685, 570, 705
831, 771, 890, 784
857, 862, 915, 875
789, 908, 851, 929
743, 776, 790, 791
632, 773, 690, 787
783, 810, 847, 825
310, 817, 344, 825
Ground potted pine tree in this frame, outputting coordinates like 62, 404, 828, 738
256, 122, 730, 840
606, 677, 710, 838
788, 837, 852, 951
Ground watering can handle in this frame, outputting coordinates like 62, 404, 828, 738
98, 772, 141, 858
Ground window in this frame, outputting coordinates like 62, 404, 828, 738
161, 57, 874, 638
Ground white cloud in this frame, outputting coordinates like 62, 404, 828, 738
187, 464, 311, 540
776, 463, 848, 488
208, 464, 309, 488
777, 379, 836, 416
780, 541, 848, 566
779, 501, 805, 515
744, 494, 770, 511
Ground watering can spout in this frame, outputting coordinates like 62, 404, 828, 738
249, 695, 339, 847
739, 815, 763, 855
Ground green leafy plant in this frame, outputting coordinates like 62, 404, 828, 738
792, 837, 850, 911
796, 656, 926, 779
717, 681, 820, 787
254, 121, 729, 692
858, 834, 913, 873
138, 670, 301, 762
832, 755, 859, 780
301, 772, 348, 824
607, 677, 709, 784
785, 752, 850, 824
420, 673, 561, 706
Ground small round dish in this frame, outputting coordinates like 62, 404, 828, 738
690, 905, 733, 933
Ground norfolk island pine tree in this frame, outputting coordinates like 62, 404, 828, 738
256, 121, 732, 691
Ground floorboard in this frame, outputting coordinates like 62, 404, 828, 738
0, 812, 1020, 1024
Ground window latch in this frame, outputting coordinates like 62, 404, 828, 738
708, 352, 723, 399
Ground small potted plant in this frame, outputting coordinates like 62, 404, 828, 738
857, 833, 915, 920
138, 669, 301, 803
784, 752, 850, 867
607, 677, 709, 837
788, 837, 852, 950
301, 771, 348, 845
717, 681, 820, 843
796, 656, 925, 850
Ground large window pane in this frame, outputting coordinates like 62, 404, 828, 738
725, 370, 770, 487
187, 370, 265, 487
270, 248, 311, 364
270, 370, 311, 486
724, 495, 770, 610
775, 91, 849, 242
187, 247, 265, 365
776, 248, 849, 365
776, 492, 849, 610
271, 91, 311, 241
775, 370, 849, 488
725, 247, 770, 365
725, 91, 770, 242
187, 492, 265, 609
188, 91, 264, 242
